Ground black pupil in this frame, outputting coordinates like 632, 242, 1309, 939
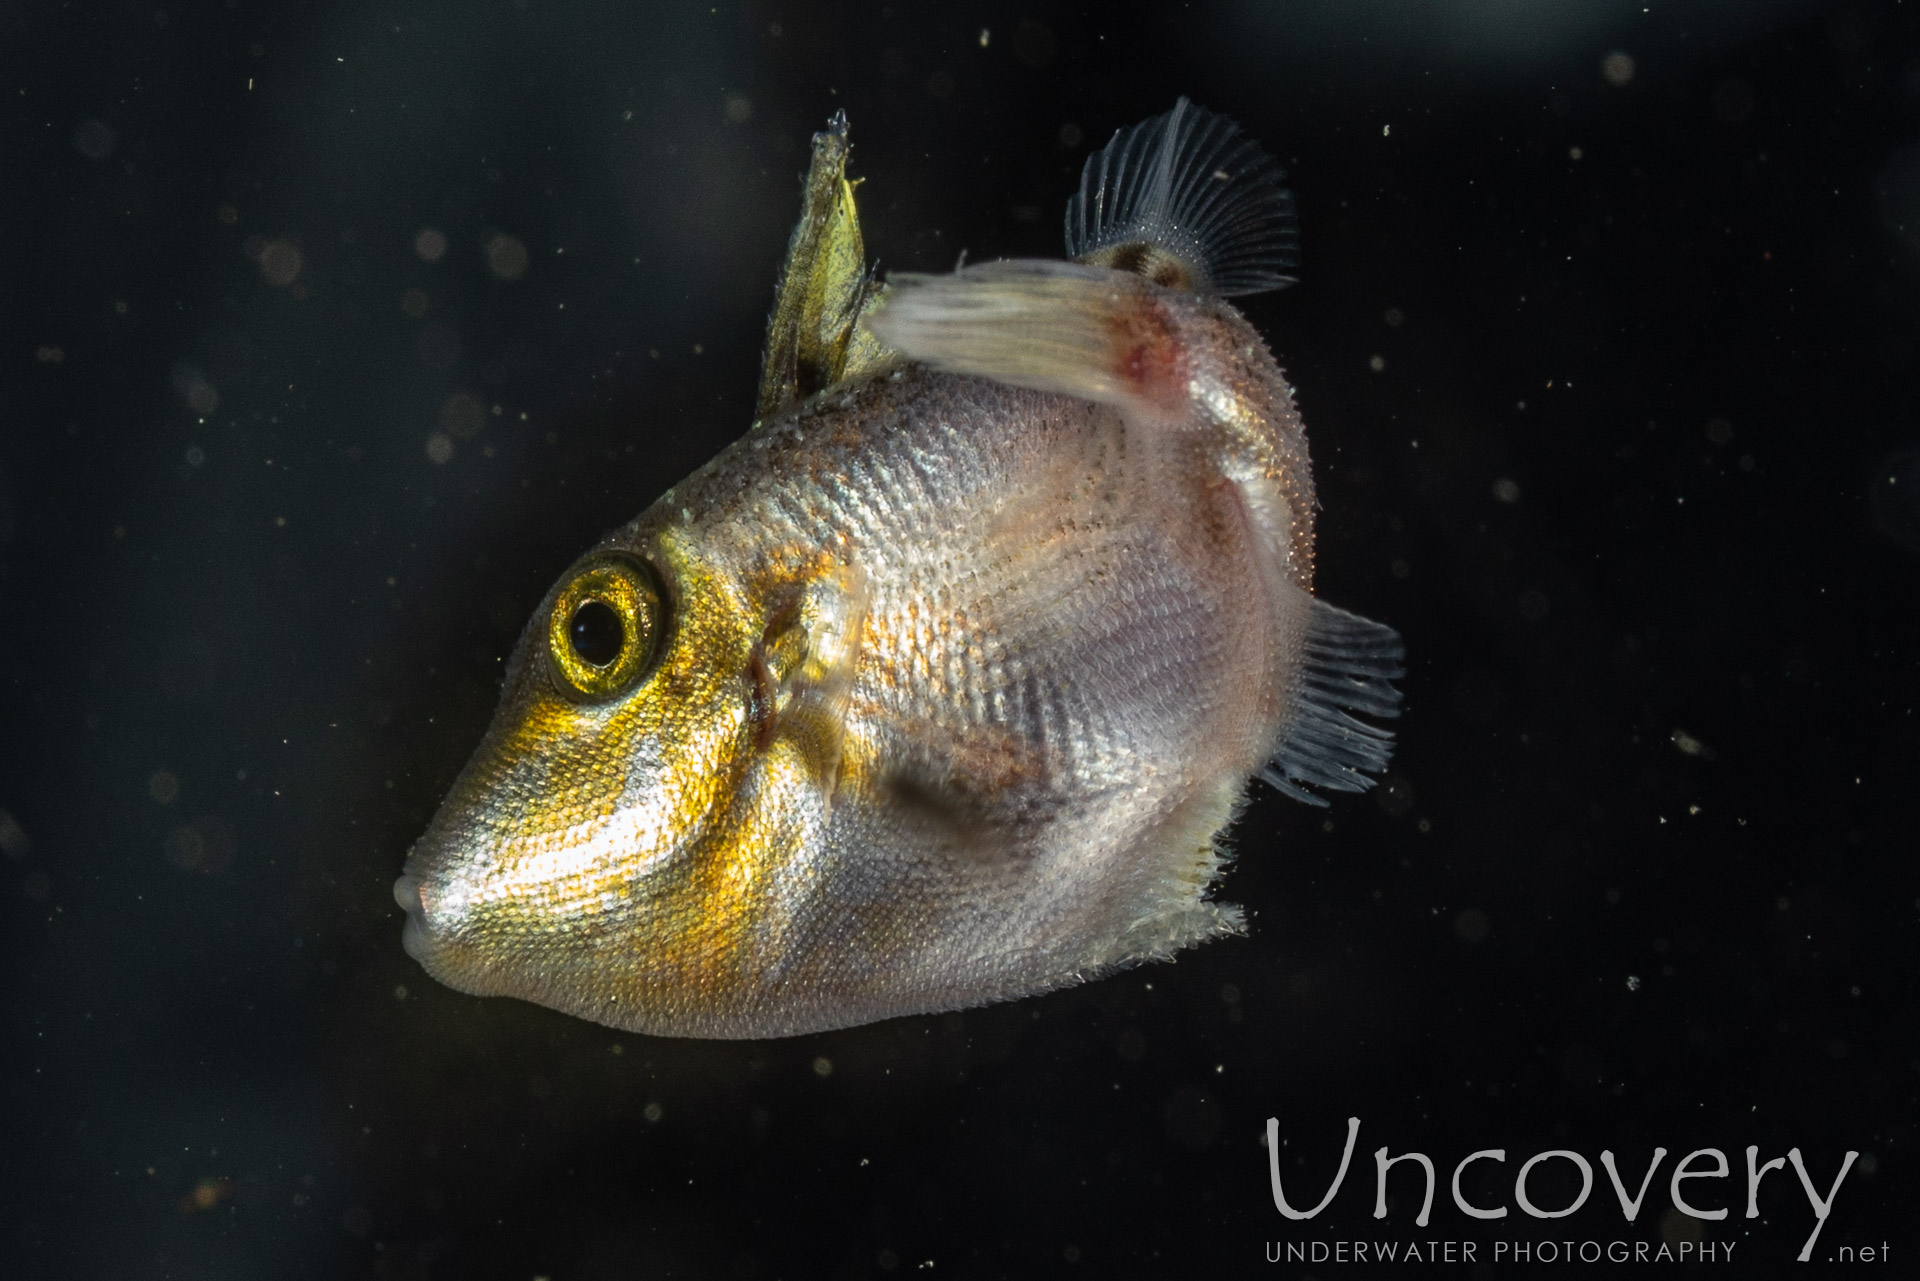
569, 599, 625, 667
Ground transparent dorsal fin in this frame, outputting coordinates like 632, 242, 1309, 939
1260, 599, 1404, 806
1064, 97, 1299, 298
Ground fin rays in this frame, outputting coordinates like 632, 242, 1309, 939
1065, 97, 1300, 297
1263, 600, 1405, 806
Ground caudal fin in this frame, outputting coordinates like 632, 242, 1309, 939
1065, 97, 1300, 298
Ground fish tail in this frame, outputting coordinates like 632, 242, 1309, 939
1065, 97, 1299, 297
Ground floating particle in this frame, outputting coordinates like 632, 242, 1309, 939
399, 288, 429, 318
425, 432, 455, 465
1660, 1205, 1704, 1249
1162, 1085, 1222, 1151
1012, 18, 1056, 68
1712, 77, 1755, 125
258, 239, 303, 287
1373, 772, 1414, 817
1454, 907, 1490, 944
1870, 447, 1920, 554
179, 1176, 235, 1213
485, 233, 529, 281
1601, 51, 1636, 87
414, 227, 448, 263
812, 1056, 833, 1078
165, 815, 236, 875
1492, 476, 1521, 503
724, 94, 752, 124
1670, 727, 1713, 757
440, 391, 487, 441
1705, 417, 1734, 444
73, 119, 115, 160
0, 808, 29, 859
1877, 145, 1920, 255
147, 770, 180, 804
172, 364, 220, 415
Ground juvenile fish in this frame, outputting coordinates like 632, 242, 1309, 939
394, 100, 1403, 1038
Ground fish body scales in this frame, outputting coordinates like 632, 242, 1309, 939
396, 101, 1402, 1038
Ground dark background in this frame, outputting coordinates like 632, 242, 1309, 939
3, 1, 1916, 1276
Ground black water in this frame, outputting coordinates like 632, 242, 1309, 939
4, 2, 1916, 1276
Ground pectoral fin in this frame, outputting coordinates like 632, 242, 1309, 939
751, 560, 869, 803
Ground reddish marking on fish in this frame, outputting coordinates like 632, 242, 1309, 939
1107, 295, 1188, 416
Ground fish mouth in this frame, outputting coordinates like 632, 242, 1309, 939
393, 872, 431, 964
392, 851, 505, 998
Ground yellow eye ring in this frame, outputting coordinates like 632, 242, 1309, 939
546, 553, 666, 701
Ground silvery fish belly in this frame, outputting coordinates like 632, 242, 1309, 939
394, 100, 1404, 1038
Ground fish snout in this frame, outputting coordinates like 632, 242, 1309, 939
393, 871, 431, 963
393, 853, 496, 996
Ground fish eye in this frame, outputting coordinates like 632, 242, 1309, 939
546, 553, 666, 701
568, 599, 624, 668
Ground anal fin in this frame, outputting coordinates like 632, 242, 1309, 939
1261, 599, 1405, 806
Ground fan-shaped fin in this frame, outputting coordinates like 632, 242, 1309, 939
1065, 97, 1299, 298
1261, 599, 1404, 806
